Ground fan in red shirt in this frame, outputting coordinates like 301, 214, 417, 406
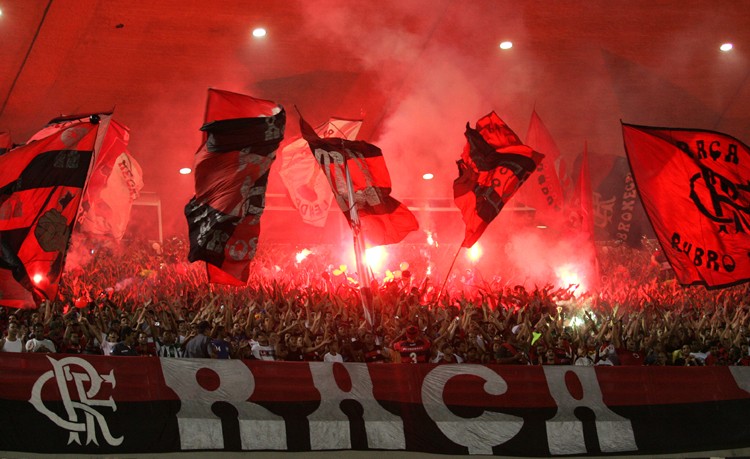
393, 325, 431, 363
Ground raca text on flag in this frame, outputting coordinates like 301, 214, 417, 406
622, 123, 750, 288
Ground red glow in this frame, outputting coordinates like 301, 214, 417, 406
32, 274, 43, 285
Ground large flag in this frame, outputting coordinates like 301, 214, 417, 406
185, 89, 285, 285
0, 131, 11, 155
518, 110, 565, 221
0, 115, 105, 308
279, 118, 362, 227
299, 115, 418, 246
29, 117, 143, 240
454, 111, 544, 248
622, 123, 750, 288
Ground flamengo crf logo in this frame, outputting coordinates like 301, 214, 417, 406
30, 356, 123, 446
689, 166, 750, 234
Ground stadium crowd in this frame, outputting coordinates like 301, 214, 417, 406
1, 236, 749, 367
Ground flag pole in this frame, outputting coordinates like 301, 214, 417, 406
344, 161, 375, 329
436, 244, 463, 304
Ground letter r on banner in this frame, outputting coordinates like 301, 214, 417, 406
161, 359, 286, 451
543, 366, 637, 455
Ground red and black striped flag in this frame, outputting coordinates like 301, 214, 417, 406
185, 89, 285, 285
0, 115, 104, 308
454, 112, 544, 248
299, 115, 418, 246
622, 123, 750, 288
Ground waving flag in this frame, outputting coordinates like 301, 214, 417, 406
78, 120, 143, 240
30, 117, 143, 240
280, 118, 362, 227
622, 123, 750, 288
185, 89, 285, 285
300, 115, 418, 246
0, 131, 11, 156
0, 115, 105, 308
518, 110, 564, 220
454, 111, 544, 248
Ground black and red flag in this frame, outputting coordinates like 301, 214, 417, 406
454, 112, 544, 248
0, 115, 105, 308
622, 123, 750, 288
185, 89, 285, 285
279, 117, 363, 227
299, 114, 418, 246
27, 117, 144, 240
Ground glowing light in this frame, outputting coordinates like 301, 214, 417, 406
179, 167, 192, 175
426, 231, 436, 246
0, 9, 3, 16
252, 28, 267, 38
426, 265, 432, 276
295, 248, 312, 263
555, 264, 586, 295
570, 316, 585, 328
365, 246, 387, 272
422, 173, 434, 180
536, 225, 548, 229
720, 43, 733, 52
499, 41, 513, 50
32, 274, 43, 284
466, 243, 483, 262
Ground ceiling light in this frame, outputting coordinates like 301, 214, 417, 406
252, 28, 267, 38
179, 167, 192, 175
499, 41, 513, 50
720, 43, 733, 52
422, 173, 434, 180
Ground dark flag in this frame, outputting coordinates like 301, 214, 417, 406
454, 111, 544, 248
0, 115, 104, 308
0, 131, 11, 156
185, 89, 285, 285
578, 153, 653, 246
299, 115, 418, 246
622, 123, 750, 288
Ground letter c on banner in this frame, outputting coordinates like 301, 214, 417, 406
421, 365, 523, 455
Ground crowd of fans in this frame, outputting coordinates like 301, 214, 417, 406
1, 235, 749, 367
